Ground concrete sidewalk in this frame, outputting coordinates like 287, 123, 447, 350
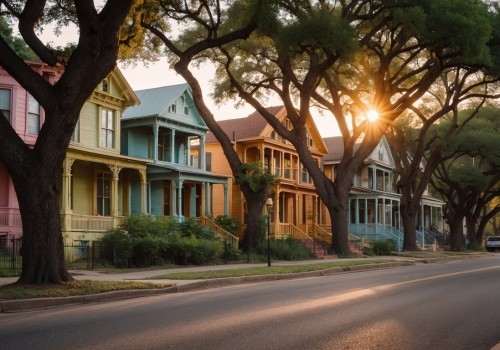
0, 254, 487, 313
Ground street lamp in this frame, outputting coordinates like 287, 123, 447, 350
265, 197, 273, 267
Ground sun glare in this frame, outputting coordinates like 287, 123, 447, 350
366, 109, 379, 122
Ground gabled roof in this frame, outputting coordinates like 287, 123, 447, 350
206, 106, 328, 154
323, 136, 363, 162
122, 83, 190, 120
206, 106, 282, 143
323, 136, 395, 168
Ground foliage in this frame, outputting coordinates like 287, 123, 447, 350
214, 215, 241, 235
0, 17, 37, 60
236, 162, 277, 193
372, 240, 396, 256
256, 237, 315, 261
100, 215, 234, 267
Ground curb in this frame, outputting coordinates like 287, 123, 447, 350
0, 261, 414, 313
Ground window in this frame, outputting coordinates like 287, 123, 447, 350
170, 103, 176, 113
0, 89, 11, 121
27, 94, 40, 135
100, 109, 114, 148
71, 117, 80, 142
96, 172, 111, 216
101, 79, 109, 92
158, 132, 171, 162
206, 152, 212, 171
191, 155, 199, 168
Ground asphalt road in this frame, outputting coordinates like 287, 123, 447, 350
1, 256, 500, 350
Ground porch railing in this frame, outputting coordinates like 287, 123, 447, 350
275, 223, 312, 242
68, 214, 124, 232
0, 208, 22, 227
199, 216, 239, 249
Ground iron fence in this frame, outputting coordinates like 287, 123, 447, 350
0, 240, 111, 277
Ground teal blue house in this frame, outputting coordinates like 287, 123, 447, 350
121, 84, 229, 220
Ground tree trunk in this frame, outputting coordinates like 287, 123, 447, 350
465, 214, 479, 248
242, 189, 267, 252
398, 183, 419, 251
15, 158, 71, 284
328, 183, 351, 255
448, 216, 465, 252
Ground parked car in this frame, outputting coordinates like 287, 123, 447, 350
485, 236, 500, 252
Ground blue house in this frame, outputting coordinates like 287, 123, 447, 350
121, 84, 229, 221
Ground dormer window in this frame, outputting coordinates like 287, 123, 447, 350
101, 79, 109, 93
379, 148, 384, 161
170, 103, 176, 113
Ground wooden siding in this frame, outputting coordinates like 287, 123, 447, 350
127, 129, 150, 159
130, 176, 142, 215
78, 102, 99, 150
71, 161, 94, 216
150, 181, 163, 216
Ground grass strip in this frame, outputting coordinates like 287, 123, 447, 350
0, 280, 168, 300
149, 259, 404, 280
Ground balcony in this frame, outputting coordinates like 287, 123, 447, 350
62, 213, 125, 232
0, 208, 22, 228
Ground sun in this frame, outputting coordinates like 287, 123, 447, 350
366, 109, 379, 122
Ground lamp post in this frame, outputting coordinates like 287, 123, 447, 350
265, 197, 273, 267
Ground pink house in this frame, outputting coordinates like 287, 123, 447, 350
0, 61, 62, 245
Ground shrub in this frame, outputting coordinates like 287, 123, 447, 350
100, 229, 133, 267
180, 217, 216, 240
100, 215, 232, 267
372, 239, 396, 255
214, 215, 241, 235
257, 237, 314, 261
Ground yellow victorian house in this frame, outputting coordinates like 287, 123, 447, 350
204, 106, 328, 240
60, 68, 149, 245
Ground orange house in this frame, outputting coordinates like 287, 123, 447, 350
203, 106, 328, 239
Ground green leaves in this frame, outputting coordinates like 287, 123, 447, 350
235, 161, 277, 193
275, 7, 357, 58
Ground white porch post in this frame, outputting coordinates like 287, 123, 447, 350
200, 135, 206, 170
153, 124, 159, 162
170, 129, 176, 163
177, 179, 184, 220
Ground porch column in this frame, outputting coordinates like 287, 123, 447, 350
177, 179, 184, 220
170, 129, 176, 163
204, 182, 210, 216
109, 165, 122, 217
171, 180, 177, 218
61, 158, 75, 214
200, 135, 206, 170
153, 124, 159, 162
223, 183, 228, 215
61, 158, 75, 232
139, 169, 147, 214
147, 180, 152, 214
372, 167, 376, 190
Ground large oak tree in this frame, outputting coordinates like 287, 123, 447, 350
0, 0, 134, 283
140, 0, 495, 253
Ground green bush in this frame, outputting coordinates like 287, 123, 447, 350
257, 237, 314, 261
372, 239, 396, 255
100, 215, 234, 267
180, 217, 216, 240
214, 215, 241, 235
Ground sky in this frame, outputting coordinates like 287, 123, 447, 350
118, 59, 338, 137
37, 17, 338, 137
